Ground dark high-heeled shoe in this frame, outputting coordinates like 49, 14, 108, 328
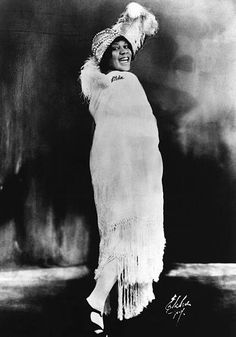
84, 300, 108, 336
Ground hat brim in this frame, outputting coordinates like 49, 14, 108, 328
98, 35, 134, 66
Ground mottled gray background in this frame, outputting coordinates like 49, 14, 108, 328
0, 0, 235, 270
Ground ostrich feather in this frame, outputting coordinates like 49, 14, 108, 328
79, 56, 109, 100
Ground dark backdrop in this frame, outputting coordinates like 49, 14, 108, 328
0, 0, 235, 268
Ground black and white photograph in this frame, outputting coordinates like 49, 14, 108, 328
0, 0, 235, 336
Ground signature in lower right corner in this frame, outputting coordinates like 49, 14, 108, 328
165, 294, 192, 325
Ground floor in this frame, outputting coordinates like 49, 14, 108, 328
0, 264, 235, 337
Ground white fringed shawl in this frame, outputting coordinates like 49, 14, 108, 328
79, 64, 165, 320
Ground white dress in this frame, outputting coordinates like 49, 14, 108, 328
80, 63, 165, 320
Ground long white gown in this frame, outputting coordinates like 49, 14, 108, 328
80, 63, 165, 320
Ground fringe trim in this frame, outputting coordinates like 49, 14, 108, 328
118, 280, 155, 320
94, 216, 165, 320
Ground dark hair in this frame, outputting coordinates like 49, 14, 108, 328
99, 36, 133, 74
99, 45, 112, 74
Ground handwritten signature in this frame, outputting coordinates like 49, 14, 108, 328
111, 75, 124, 82
165, 294, 192, 325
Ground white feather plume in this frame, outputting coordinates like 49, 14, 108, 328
126, 2, 146, 19
112, 2, 158, 54
79, 56, 109, 100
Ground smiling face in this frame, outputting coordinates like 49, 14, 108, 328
108, 38, 132, 72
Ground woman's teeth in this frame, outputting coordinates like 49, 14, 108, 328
119, 57, 129, 62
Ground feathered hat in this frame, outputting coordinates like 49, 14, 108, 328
80, 2, 158, 100
92, 2, 159, 63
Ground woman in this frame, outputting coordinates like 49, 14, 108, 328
80, 3, 165, 335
